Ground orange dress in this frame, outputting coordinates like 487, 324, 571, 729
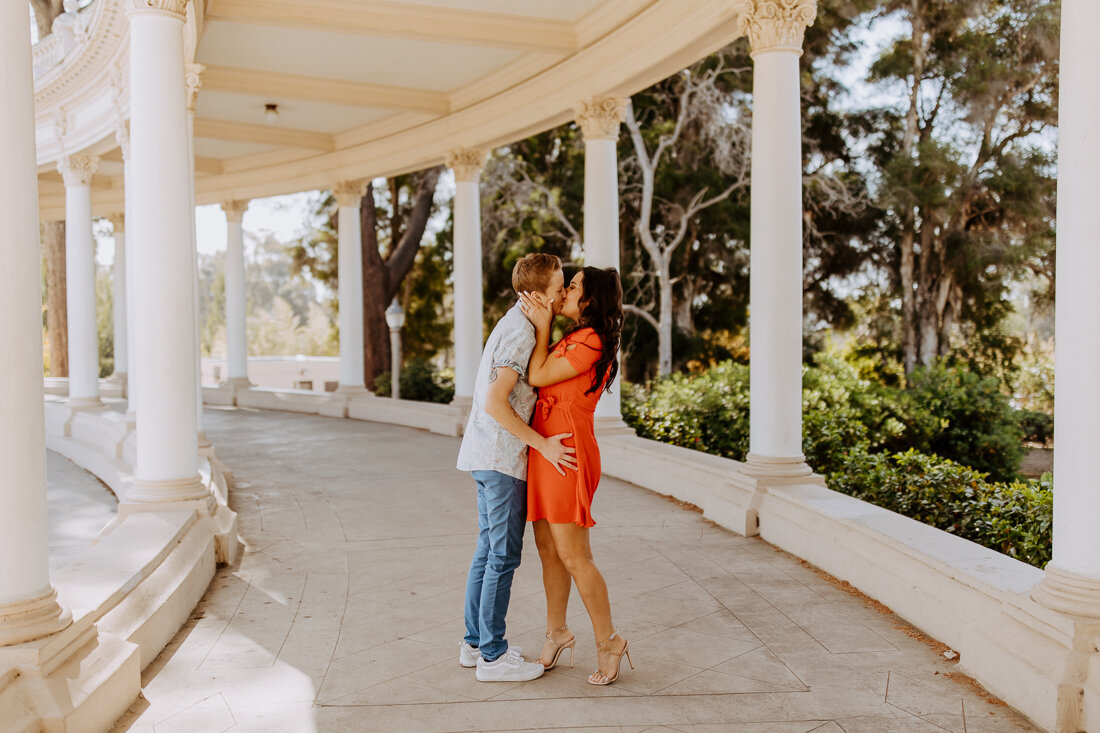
527, 328, 606, 528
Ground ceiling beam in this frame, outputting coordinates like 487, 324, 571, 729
205, 0, 577, 53
193, 118, 336, 152
201, 65, 449, 115
194, 156, 225, 175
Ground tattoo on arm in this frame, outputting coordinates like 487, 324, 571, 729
489, 367, 499, 383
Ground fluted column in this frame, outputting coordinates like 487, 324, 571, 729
58, 154, 102, 408
0, 0, 72, 645
109, 213, 128, 392
742, 0, 817, 478
1031, 0, 1100, 618
334, 180, 368, 392
222, 200, 251, 386
446, 149, 487, 405
124, 0, 206, 504
575, 98, 628, 426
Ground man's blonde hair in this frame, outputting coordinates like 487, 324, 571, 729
511, 252, 562, 294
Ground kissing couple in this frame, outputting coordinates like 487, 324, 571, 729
456, 252, 633, 686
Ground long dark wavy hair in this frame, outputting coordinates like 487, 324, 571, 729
573, 266, 623, 396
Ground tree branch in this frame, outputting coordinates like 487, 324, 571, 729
624, 303, 660, 332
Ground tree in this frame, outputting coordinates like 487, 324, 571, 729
867, 0, 1058, 374
360, 168, 443, 384
290, 168, 447, 386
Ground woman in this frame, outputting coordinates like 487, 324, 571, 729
518, 266, 633, 686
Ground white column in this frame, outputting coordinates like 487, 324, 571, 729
109, 213, 128, 390
742, 1, 816, 478
1031, 0, 1100, 618
445, 149, 487, 405
575, 98, 627, 425
124, 0, 206, 504
333, 180, 368, 391
222, 200, 251, 385
58, 154, 102, 408
118, 122, 139, 420
185, 63, 208, 448
0, 0, 72, 644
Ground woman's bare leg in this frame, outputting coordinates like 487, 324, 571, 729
547, 522, 628, 677
533, 519, 573, 664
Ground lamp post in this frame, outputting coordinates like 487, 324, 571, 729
385, 298, 405, 400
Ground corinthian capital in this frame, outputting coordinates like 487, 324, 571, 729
332, 179, 368, 208
574, 97, 627, 141
58, 155, 100, 187
116, 121, 131, 161
735, 0, 818, 54
221, 199, 250, 223
185, 63, 205, 114
444, 148, 488, 183
126, 0, 189, 19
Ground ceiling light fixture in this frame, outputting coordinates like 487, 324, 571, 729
264, 103, 279, 125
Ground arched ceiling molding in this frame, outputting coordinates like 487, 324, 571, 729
34, 0, 131, 166
186, 0, 747, 204
35, 0, 755, 217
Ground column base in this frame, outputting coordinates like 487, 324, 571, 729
1031, 565, 1100, 618
320, 384, 369, 418
124, 474, 210, 505
197, 431, 215, 458
0, 587, 72, 647
102, 372, 128, 398
594, 415, 636, 436
226, 376, 253, 389
743, 453, 822, 483
67, 396, 104, 410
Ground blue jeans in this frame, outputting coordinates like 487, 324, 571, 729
463, 470, 526, 662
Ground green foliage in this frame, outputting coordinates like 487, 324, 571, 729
373, 358, 454, 404
96, 263, 114, 378
624, 357, 1051, 568
1018, 409, 1053, 445
902, 361, 1025, 481
827, 450, 1052, 568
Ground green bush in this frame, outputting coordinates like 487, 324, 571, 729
903, 362, 1026, 481
827, 449, 1051, 567
374, 358, 454, 404
623, 357, 1052, 568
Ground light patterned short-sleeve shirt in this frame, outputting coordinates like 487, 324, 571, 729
456, 305, 538, 480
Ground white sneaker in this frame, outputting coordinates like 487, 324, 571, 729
475, 647, 544, 682
459, 642, 522, 668
459, 641, 480, 667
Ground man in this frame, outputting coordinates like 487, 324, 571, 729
456, 252, 576, 682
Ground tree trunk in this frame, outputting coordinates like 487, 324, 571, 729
900, 3, 924, 377
43, 221, 68, 377
657, 258, 673, 376
361, 185, 389, 388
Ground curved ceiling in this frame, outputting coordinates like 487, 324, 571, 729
35, 0, 749, 218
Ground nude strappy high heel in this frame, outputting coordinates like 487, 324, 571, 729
587, 631, 632, 685
540, 624, 576, 670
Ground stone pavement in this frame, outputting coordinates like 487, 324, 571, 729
47, 449, 118, 574
111, 407, 1037, 732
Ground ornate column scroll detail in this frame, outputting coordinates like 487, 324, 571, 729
444, 148, 488, 182
734, 0, 818, 54
57, 154, 100, 187
332, 179, 368, 208
185, 63, 204, 114
116, 121, 131, 161
221, 199, 250, 223
126, 0, 189, 19
574, 97, 627, 141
